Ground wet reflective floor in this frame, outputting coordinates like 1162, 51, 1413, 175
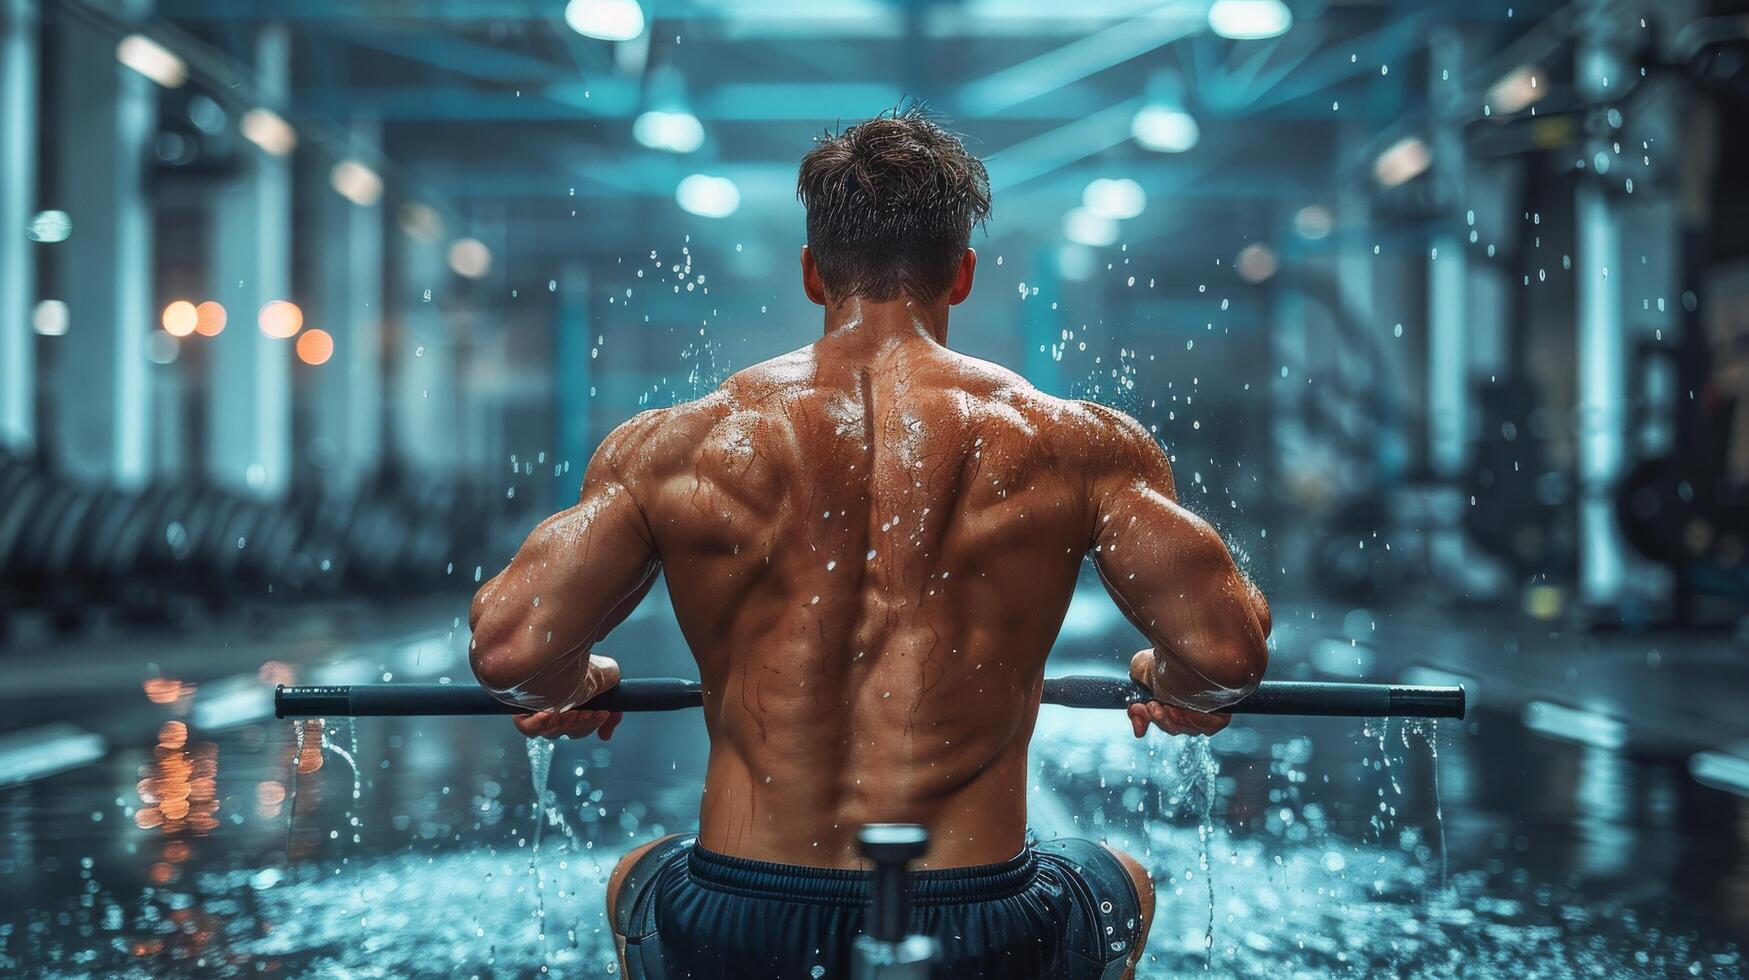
2, 589, 1745, 978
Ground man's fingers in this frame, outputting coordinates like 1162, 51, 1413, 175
511, 707, 623, 741
1161, 705, 1230, 736
1123, 700, 1232, 738
1148, 702, 1170, 733
599, 711, 624, 741
1127, 703, 1148, 738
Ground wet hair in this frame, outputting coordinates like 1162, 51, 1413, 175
796, 104, 991, 303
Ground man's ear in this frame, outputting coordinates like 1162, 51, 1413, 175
947, 249, 977, 306
801, 246, 828, 306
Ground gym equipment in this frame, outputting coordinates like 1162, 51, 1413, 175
851, 824, 941, 980
274, 676, 1467, 720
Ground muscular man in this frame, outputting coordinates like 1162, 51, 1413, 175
469, 107, 1270, 980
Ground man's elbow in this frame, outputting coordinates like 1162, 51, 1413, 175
1226, 636, 1269, 698
467, 588, 524, 694
1194, 624, 1269, 704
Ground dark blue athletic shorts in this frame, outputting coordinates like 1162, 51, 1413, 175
614, 835, 1142, 979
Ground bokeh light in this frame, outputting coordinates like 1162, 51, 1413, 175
296, 328, 335, 365
398, 201, 444, 243
565, 0, 645, 41
330, 159, 384, 207
240, 107, 297, 156
675, 174, 740, 218
194, 301, 227, 336
1236, 242, 1279, 283
161, 300, 198, 337
1131, 106, 1200, 153
448, 238, 493, 279
31, 299, 68, 336
258, 300, 304, 339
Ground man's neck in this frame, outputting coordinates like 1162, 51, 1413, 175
821, 295, 950, 347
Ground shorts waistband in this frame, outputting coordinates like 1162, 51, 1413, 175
686, 844, 1037, 908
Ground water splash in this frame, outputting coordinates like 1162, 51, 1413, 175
324, 720, 364, 845
524, 737, 570, 971
1185, 737, 1220, 970
1402, 718, 1446, 890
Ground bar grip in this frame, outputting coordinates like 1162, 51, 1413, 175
276, 676, 1463, 720
274, 678, 704, 718
1037, 676, 1463, 718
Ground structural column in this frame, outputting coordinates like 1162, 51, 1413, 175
53, 3, 153, 486
0, 0, 37, 453
1426, 28, 1469, 481
554, 263, 592, 507
207, 24, 293, 497
309, 119, 384, 493
1020, 247, 1065, 397
392, 230, 458, 474
1574, 0, 1628, 606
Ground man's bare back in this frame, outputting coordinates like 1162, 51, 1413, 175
470, 108, 1269, 979
469, 308, 1271, 870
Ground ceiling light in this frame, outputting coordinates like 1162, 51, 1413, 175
676, 175, 740, 218
448, 238, 493, 279
1063, 208, 1119, 247
330, 160, 383, 207
1374, 136, 1432, 188
241, 108, 297, 156
1207, 0, 1292, 40
32, 300, 68, 336
26, 210, 70, 243
1082, 178, 1146, 221
115, 34, 187, 88
565, 0, 645, 42
1487, 66, 1545, 116
1131, 106, 1199, 153
633, 110, 705, 154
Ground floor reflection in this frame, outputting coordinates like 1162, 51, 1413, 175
0, 602, 1745, 977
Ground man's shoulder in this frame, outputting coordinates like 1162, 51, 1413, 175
720, 347, 816, 398
597, 353, 804, 476
939, 354, 1145, 445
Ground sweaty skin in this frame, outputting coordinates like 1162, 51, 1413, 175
470, 249, 1270, 869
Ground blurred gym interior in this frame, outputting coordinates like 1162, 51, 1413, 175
1, 0, 1747, 975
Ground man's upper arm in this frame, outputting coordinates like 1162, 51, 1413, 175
468, 414, 663, 708
1077, 403, 1270, 709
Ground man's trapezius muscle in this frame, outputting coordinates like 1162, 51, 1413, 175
468, 306, 1271, 869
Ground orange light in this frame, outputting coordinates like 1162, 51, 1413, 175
258, 300, 303, 339
162, 300, 198, 337
295, 328, 334, 365
194, 301, 227, 336
143, 678, 188, 704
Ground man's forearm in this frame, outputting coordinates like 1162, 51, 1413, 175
476, 644, 618, 712
1145, 647, 1259, 712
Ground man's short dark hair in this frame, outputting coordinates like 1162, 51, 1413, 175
796, 105, 991, 304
